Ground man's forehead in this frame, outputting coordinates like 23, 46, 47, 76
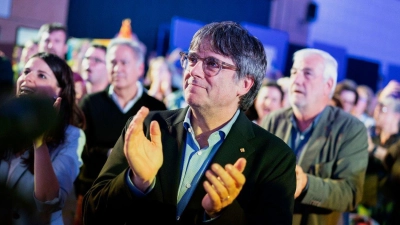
86, 47, 106, 57
107, 45, 137, 60
110, 44, 133, 53
192, 39, 214, 52
292, 56, 323, 69
41, 30, 66, 41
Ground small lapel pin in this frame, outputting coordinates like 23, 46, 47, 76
240, 148, 245, 153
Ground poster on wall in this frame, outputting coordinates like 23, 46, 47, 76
15, 27, 39, 46
0, 0, 12, 18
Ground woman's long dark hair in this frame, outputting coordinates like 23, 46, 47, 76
17, 52, 85, 172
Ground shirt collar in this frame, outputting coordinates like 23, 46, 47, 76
290, 110, 323, 133
183, 109, 241, 139
108, 81, 144, 113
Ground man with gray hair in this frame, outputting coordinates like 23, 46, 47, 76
261, 48, 368, 225
74, 38, 166, 224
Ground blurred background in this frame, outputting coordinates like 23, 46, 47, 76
0, 0, 399, 92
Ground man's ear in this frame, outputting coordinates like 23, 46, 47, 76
238, 75, 254, 96
138, 62, 145, 77
325, 77, 334, 96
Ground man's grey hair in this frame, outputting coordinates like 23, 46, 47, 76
106, 38, 144, 64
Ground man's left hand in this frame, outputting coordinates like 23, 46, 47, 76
202, 158, 247, 218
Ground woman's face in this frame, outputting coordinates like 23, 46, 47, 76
254, 86, 283, 120
16, 57, 61, 98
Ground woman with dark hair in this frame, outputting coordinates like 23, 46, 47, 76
0, 52, 86, 224
245, 78, 284, 125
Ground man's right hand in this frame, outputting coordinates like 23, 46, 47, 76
124, 106, 163, 192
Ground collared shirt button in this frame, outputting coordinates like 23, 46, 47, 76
186, 183, 191, 188
300, 135, 304, 140
188, 127, 192, 133
197, 151, 202, 156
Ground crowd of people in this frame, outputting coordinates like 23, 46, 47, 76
0, 20, 399, 225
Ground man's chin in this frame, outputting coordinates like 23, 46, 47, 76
185, 97, 201, 107
289, 98, 304, 107
111, 82, 127, 89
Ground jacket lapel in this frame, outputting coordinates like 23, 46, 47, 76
282, 110, 293, 143
187, 112, 256, 206
298, 107, 333, 171
211, 112, 256, 166
157, 108, 188, 204
270, 108, 293, 143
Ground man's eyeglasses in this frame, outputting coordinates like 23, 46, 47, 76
179, 52, 239, 77
84, 56, 105, 64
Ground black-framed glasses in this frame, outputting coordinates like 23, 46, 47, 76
179, 52, 239, 77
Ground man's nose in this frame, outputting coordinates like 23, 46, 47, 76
46, 42, 53, 49
113, 63, 123, 73
188, 61, 204, 78
291, 72, 304, 84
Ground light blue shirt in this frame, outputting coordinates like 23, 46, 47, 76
176, 109, 240, 218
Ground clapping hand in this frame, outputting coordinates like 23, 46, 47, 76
124, 107, 163, 192
202, 158, 247, 218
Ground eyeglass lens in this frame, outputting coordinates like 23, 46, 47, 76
180, 53, 221, 76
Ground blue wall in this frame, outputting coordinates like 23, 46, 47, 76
67, 0, 272, 57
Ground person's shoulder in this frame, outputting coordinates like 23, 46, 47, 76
261, 106, 292, 126
82, 88, 107, 99
326, 106, 366, 128
327, 106, 357, 120
144, 107, 187, 127
147, 107, 185, 118
64, 125, 85, 142
248, 121, 295, 159
237, 113, 291, 148
252, 121, 283, 140
80, 89, 109, 105
269, 107, 292, 119
140, 91, 167, 110
66, 124, 84, 134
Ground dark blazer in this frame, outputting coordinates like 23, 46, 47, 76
83, 107, 296, 225
261, 106, 369, 225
